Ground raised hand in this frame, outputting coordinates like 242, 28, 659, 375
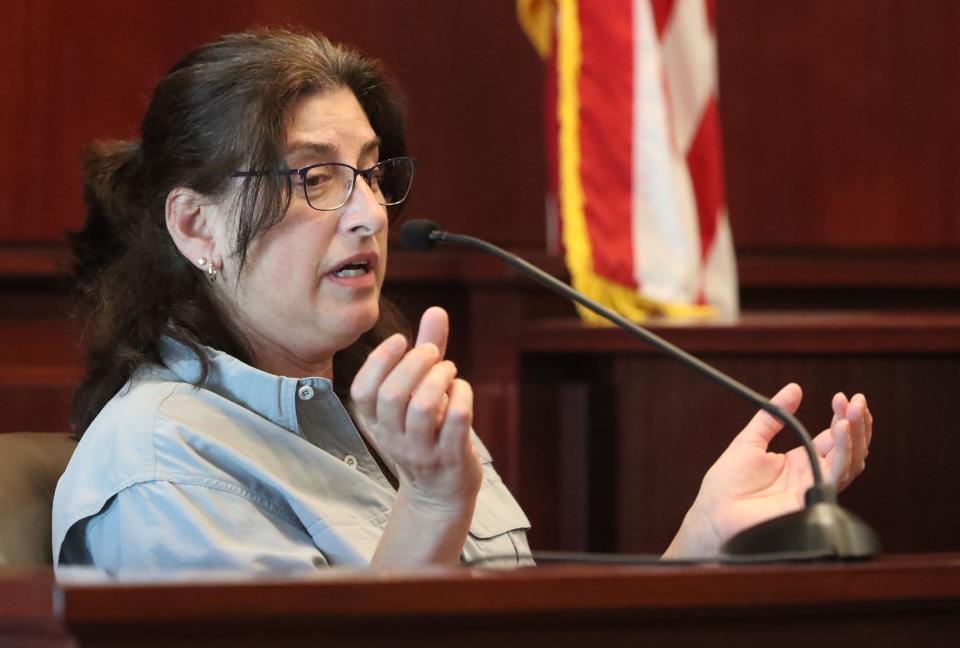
665, 383, 872, 558
351, 307, 481, 530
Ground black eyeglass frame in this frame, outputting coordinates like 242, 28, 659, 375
231, 156, 418, 212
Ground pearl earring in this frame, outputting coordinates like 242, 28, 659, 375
197, 256, 217, 282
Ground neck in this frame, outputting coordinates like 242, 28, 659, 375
239, 325, 337, 379
253, 351, 335, 380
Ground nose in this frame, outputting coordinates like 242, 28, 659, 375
338, 175, 387, 236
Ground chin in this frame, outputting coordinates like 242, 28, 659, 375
342, 303, 381, 339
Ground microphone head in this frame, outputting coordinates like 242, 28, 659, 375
398, 219, 441, 251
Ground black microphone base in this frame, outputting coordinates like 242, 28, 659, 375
721, 502, 881, 560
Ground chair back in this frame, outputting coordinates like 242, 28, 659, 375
0, 432, 77, 567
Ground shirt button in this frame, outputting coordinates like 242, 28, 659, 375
297, 385, 315, 400
343, 455, 358, 469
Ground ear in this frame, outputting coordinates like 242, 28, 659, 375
165, 187, 222, 272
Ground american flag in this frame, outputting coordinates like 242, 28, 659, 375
520, 0, 738, 321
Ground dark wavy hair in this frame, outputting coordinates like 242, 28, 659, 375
70, 29, 410, 437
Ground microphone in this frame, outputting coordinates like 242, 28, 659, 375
399, 219, 880, 560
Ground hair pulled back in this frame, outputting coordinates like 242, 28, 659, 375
70, 30, 409, 437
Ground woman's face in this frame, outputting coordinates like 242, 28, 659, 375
214, 86, 389, 378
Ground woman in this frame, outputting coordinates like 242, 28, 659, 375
53, 30, 871, 574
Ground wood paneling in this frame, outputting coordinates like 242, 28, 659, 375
6, 1, 960, 256
519, 313, 960, 554
0, 0, 545, 247
0, 289, 78, 433
718, 0, 960, 250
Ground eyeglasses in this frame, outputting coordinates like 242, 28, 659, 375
232, 157, 417, 211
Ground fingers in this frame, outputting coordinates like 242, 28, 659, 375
826, 419, 853, 487
846, 394, 868, 457
811, 427, 834, 457
816, 391, 848, 456
350, 317, 459, 443
415, 307, 449, 359
437, 378, 474, 457
350, 333, 409, 421
350, 309, 480, 511
816, 392, 870, 490
733, 383, 803, 449
405, 360, 458, 446
830, 391, 848, 428
374, 342, 442, 433
850, 393, 872, 449
845, 393, 870, 481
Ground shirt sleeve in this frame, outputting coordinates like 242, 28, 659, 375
78, 480, 329, 574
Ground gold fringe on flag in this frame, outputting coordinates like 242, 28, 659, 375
555, 0, 715, 323
521, 0, 718, 324
517, 0, 555, 60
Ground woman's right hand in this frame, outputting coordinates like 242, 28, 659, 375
350, 307, 482, 557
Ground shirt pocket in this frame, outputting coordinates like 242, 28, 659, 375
464, 438, 533, 566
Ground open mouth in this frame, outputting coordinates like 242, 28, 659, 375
331, 259, 371, 278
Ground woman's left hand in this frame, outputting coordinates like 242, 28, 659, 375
664, 383, 872, 558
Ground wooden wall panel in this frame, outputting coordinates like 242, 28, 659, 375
0, 0, 546, 247
0, 290, 78, 433
611, 353, 960, 555
4, 0, 960, 257
718, 0, 960, 250
518, 314, 960, 554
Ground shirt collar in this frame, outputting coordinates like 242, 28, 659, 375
157, 336, 334, 434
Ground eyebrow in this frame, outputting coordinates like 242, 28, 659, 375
284, 137, 382, 162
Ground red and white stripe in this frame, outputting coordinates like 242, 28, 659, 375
522, 0, 737, 318
633, 0, 737, 314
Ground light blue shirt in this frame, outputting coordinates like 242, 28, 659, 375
52, 338, 532, 576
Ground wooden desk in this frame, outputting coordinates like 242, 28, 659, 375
518, 312, 960, 554
0, 569, 65, 646
3, 554, 960, 646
